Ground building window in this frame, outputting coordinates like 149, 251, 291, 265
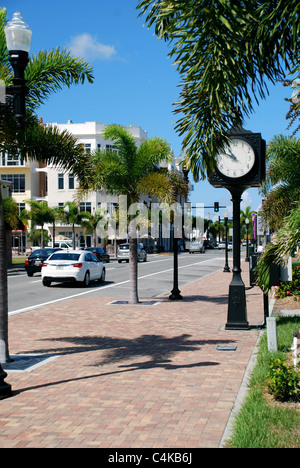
1, 174, 25, 193
83, 144, 91, 153
58, 173, 64, 190
106, 144, 118, 153
1, 151, 24, 166
18, 203, 25, 216
80, 202, 92, 213
68, 173, 74, 190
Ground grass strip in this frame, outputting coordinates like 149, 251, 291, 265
227, 316, 300, 448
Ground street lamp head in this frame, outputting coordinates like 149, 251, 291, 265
4, 11, 32, 53
224, 208, 228, 220
245, 217, 249, 225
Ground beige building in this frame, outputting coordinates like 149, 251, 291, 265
1, 121, 185, 252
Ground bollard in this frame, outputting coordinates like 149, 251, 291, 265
266, 317, 278, 352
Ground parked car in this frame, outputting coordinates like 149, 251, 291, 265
203, 240, 214, 249
53, 240, 73, 249
117, 243, 147, 263
25, 248, 62, 277
41, 250, 105, 287
217, 241, 232, 250
84, 247, 110, 263
189, 241, 205, 253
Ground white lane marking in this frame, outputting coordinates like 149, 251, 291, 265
9, 256, 224, 316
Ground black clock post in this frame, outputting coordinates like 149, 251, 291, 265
209, 128, 266, 330
226, 185, 248, 329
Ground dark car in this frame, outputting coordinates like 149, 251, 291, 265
25, 248, 62, 276
84, 247, 110, 263
203, 240, 214, 249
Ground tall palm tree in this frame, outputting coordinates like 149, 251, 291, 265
0, 7, 94, 365
78, 124, 188, 303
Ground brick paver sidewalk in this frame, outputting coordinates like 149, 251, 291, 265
0, 261, 264, 448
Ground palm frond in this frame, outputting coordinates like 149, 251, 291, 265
25, 47, 94, 110
0, 8, 10, 79
256, 205, 300, 292
17, 119, 89, 178
134, 137, 172, 179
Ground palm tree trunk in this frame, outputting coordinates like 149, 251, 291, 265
129, 232, 139, 304
72, 224, 76, 249
41, 223, 45, 248
0, 192, 10, 363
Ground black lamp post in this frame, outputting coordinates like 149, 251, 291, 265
223, 209, 230, 272
0, 11, 31, 399
245, 217, 249, 262
3, 12, 32, 128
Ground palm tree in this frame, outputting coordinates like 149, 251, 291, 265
240, 206, 254, 239
261, 135, 300, 230
80, 208, 106, 247
0, 7, 94, 364
49, 205, 65, 246
22, 200, 56, 248
78, 124, 188, 303
60, 202, 91, 249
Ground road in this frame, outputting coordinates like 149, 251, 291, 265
8, 250, 231, 316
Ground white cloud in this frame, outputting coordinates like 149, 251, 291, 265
67, 33, 117, 61
241, 190, 252, 211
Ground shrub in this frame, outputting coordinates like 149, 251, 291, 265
267, 358, 300, 401
274, 266, 300, 301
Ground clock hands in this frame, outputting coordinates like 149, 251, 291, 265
224, 150, 238, 162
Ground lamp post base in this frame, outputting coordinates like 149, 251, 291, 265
225, 280, 249, 330
0, 366, 12, 400
169, 288, 183, 301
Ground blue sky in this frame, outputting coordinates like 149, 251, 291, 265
2, 0, 295, 220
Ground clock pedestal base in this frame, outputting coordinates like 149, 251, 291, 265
225, 273, 249, 330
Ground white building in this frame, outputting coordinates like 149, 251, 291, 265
44, 121, 151, 249
1, 120, 186, 252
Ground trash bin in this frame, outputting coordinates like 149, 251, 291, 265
248, 245, 254, 255
249, 252, 281, 287
249, 252, 261, 286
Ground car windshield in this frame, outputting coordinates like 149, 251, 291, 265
30, 249, 54, 257
50, 253, 81, 261
119, 245, 129, 250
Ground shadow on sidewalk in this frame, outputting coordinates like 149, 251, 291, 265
19, 333, 236, 371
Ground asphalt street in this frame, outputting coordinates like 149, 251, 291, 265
9, 250, 229, 316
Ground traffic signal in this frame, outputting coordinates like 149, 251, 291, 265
214, 202, 219, 212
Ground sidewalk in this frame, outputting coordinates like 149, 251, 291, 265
0, 261, 264, 448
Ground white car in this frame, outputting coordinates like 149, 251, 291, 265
117, 243, 147, 263
41, 250, 105, 287
189, 242, 205, 253
217, 241, 232, 250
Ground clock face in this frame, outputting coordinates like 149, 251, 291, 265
216, 138, 256, 179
